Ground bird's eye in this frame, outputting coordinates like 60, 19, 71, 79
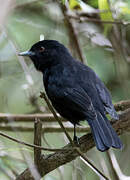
39, 47, 45, 52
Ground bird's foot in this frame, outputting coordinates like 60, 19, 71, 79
73, 135, 80, 146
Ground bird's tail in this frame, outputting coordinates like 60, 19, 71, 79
87, 111, 123, 151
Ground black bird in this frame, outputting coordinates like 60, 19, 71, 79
19, 40, 123, 151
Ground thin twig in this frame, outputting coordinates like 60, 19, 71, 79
3, 29, 34, 86
2, 160, 19, 178
0, 132, 71, 152
0, 166, 14, 180
106, 151, 120, 180
79, 149, 109, 180
69, 15, 130, 26
0, 125, 90, 133
40, 92, 74, 145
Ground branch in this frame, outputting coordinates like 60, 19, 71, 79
0, 124, 90, 132
16, 108, 130, 180
0, 100, 129, 123
114, 100, 130, 111
34, 118, 42, 176
59, 2, 85, 63
68, 14, 130, 26
0, 113, 65, 123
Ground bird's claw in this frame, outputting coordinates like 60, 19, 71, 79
73, 135, 80, 146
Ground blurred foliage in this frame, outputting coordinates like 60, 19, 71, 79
98, 0, 114, 35
69, 0, 82, 10
0, 0, 130, 179
86, 0, 98, 8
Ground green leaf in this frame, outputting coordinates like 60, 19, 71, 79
69, 0, 81, 10
87, 0, 98, 8
61, 0, 66, 5
121, 7, 130, 14
98, 0, 114, 35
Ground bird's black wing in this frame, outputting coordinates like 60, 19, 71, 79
49, 87, 96, 123
65, 88, 96, 118
95, 77, 119, 119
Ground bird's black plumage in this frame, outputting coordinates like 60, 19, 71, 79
19, 40, 123, 151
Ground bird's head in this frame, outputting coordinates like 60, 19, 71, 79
19, 40, 69, 72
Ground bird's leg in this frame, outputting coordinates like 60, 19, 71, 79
73, 124, 79, 145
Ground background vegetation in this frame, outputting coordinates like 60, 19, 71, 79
0, 0, 130, 179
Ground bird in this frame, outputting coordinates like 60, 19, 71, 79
19, 39, 123, 151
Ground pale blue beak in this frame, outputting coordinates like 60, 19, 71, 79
18, 50, 35, 56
